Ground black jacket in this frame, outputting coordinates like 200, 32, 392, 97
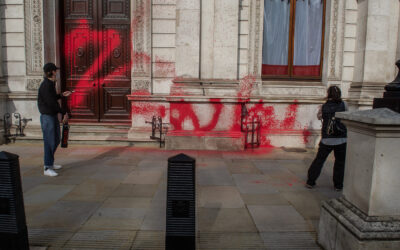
37, 78, 65, 116
321, 100, 347, 138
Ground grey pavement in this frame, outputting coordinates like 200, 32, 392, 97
0, 143, 342, 249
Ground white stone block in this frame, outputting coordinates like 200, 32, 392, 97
152, 19, 176, 34
152, 48, 175, 62
344, 24, 357, 38
152, 34, 175, 47
344, 38, 356, 52
343, 52, 355, 67
152, 62, 176, 78
200, 0, 214, 79
176, 0, 199, 10
3, 47, 25, 61
153, 0, 176, 4
2, 33, 24, 46
240, 6, 249, 21
152, 5, 176, 19
1, 4, 23, 18
213, 46, 237, 79
238, 49, 248, 65
342, 67, 354, 82
175, 8, 200, 78
345, 0, 358, 10
4, 62, 25, 76
2, 19, 24, 33
152, 78, 173, 94
345, 10, 357, 24
6, 78, 26, 91
239, 20, 249, 35
239, 64, 248, 78
239, 34, 248, 49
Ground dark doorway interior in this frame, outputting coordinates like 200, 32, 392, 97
62, 0, 131, 123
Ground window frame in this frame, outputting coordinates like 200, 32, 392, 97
261, 0, 327, 81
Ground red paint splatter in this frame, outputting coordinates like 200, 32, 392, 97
169, 98, 223, 133
302, 127, 312, 145
281, 101, 299, 129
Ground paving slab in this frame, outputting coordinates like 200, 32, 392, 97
198, 186, 244, 208
29, 200, 101, 230
198, 208, 258, 232
197, 168, 234, 186
111, 184, 159, 198
198, 232, 266, 249
63, 229, 136, 250
232, 174, 279, 194
260, 231, 320, 250
247, 205, 311, 232
122, 170, 164, 185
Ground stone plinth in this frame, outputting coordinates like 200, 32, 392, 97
318, 108, 400, 250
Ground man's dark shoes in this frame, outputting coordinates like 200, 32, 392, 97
334, 187, 343, 192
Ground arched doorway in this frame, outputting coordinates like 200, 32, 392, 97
61, 0, 131, 123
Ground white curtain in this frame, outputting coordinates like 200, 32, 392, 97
293, 0, 323, 66
262, 0, 291, 66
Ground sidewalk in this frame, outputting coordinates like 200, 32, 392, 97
0, 143, 341, 249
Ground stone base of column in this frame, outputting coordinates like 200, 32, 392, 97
318, 198, 400, 250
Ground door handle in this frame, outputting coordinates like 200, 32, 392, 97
93, 83, 96, 87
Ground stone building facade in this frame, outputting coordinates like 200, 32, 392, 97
0, 0, 399, 149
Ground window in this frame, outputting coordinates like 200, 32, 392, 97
262, 0, 325, 79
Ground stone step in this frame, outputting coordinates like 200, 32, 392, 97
11, 124, 159, 147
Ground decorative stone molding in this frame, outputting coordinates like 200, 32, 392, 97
26, 78, 42, 91
327, 0, 345, 81
132, 80, 151, 93
132, 0, 152, 78
248, 0, 262, 77
25, 0, 44, 76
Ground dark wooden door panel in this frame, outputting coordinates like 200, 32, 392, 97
99, 0, 131, 122
63, 0, 130, 123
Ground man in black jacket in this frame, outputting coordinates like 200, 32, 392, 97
38, 63, 71, 177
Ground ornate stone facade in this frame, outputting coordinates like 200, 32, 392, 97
25, 0, 44, 90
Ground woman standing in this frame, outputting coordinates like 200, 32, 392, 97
306, 86, 347, 191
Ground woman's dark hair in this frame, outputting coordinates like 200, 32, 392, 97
327, 85, 342, 103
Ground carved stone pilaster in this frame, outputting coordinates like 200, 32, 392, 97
248, 0, 262, 77
25, 0, 44, 91
327, 0, 345, 81
131, 0, 152, 93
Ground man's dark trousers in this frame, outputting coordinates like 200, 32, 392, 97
40, 114, 60, 167
307, 142, 347, 189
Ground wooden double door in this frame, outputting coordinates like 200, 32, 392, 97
62, 0, 131, 123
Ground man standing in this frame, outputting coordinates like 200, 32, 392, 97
37, 63, 71, 177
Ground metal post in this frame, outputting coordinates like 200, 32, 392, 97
166, 154, 196, 250
0, 151, 29, 249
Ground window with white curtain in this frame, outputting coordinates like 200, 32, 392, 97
262, 0, 325, 79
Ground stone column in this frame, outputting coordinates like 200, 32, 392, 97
0, 20, 6, 145
318, 108, 400, 250
200, 0, 239, 79
349, 0, 400, 107
176, 0, 200, 78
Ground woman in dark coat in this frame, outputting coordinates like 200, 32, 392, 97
306, 86, 347, 191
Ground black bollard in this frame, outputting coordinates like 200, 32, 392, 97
166, 154, 195, 250
0, 151, 29, 250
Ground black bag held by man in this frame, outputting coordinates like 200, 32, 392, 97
61, 122, 70, 148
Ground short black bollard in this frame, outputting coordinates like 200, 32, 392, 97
166, 154, 195, 250
0, 151, 29, 250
